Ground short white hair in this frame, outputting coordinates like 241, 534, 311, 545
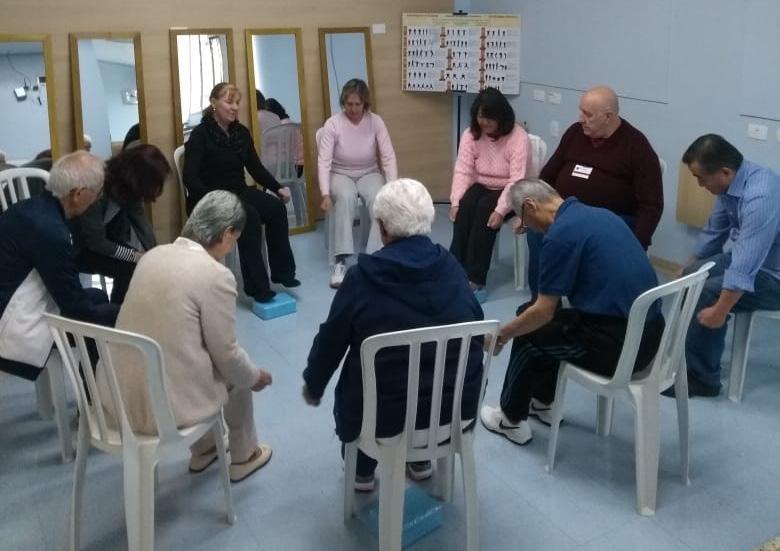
0, 149, 6, 163
46, 151, 104, 199
509, 178, 560, 211
182, 190, 247, 247
373, 178, 435, 238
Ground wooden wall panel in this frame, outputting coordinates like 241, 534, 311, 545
1, 0, 453, 242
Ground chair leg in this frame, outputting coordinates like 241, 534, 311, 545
460, 437, 479, 551
633, 390, 660, 516
490, 227, 501, 268
545, 369, 569, 472
47, 353, 74, 462
123, 445, 157, 551
514, 232, 528, 291
212, 422, 234, 524
434, 455, 454, 502
343, 442, 358, 522
377, 455, 406, 551
69, 420, 90, 551
728, 312, 754, 403
35, 367, 54, 420
674, 369, 690, 485
596, 396, 614, 437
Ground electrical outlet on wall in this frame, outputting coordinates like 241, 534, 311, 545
776, 128, 780, 143
550, 120, 559, 137
533, 89, 546, 102
747, 123, 768, 141
548, 92, 562, 104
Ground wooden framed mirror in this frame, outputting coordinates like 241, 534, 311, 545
318, 27, 374, 119
0, 34, 59, 169
170, 28, 235, 146
69, 33, 146, 159
246, 28, 315, 234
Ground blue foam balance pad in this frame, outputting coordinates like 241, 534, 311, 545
357, 485, 443, 548
251, 292, 296, 320
474, 288, 488, 304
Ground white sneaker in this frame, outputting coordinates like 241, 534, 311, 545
330, 262, 346, 289
480, 405, 532, 445
529, 398, 556, 426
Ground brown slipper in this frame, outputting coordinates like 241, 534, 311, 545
229, 443, 273, 483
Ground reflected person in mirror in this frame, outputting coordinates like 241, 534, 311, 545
317, 78, 397, 289
184, 83, 299, 303
266, 98, 304, 178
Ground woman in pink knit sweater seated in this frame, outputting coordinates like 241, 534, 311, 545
449, 87, 530, 290
317, 79, 398, 288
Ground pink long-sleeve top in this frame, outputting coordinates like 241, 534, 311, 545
450, 124, 530, 216
317, 111, 398, 196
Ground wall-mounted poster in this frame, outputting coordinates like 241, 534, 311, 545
402, 13, 520, 94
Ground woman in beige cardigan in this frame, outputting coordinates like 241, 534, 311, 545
105, 190, 273, 482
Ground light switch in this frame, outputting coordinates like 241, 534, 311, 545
548, 92, 562, 105
533, 89, 546, 102
776, 128, 780, 143
371, 23, 386, 34
550, 121, 559, 137
747, 123, 768, 141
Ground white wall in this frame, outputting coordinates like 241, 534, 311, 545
253, 34, 302, 123
461, 0, 780, 265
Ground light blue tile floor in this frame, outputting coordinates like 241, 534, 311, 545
2, 206, 779, 550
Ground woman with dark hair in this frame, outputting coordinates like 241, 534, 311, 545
317, 78, 397, 288
449, 87, 530, 291
72, 144, 171, 304
185, 83, 299, 303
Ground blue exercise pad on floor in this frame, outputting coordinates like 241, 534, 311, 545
251, 292, 296, 320
357, 486, 443, 548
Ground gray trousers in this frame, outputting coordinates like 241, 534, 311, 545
327, 172, 384, 263
191, 386, 258, 463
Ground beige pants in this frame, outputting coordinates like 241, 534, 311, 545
191, 386, 258, 463
327, 172, 385, 262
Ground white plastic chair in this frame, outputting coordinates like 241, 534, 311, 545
512, 134, 547, 290
545, 262, 714, 516
173, 145, 187, 224
728, 309, 780, 402
315, 127, 370, 261
1, 167, 74, 462
261, 123, 307, 227
45, 313, 234, 551
344, 320, 500, 551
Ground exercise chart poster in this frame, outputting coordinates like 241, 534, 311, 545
402, 13, 520, 94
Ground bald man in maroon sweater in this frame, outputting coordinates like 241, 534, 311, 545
540, 86, 663, 247
525, 86, 663, 294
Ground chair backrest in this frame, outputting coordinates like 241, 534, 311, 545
527, 134, 548, 178
607, 261, 715, 389
173, 145, 187, 220
44, 313, 183, 446
359, 320, 500, 453
0, 167, 48, 212
659, 158, 667, 176
261, 123, 301, 184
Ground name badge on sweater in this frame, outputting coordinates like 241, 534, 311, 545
571, 164, 593, 179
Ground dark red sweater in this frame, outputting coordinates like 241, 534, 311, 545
539, 119, 663, 248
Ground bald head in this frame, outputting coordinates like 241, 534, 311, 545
578, 86, 621, 139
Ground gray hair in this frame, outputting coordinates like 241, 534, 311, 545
373, 178, 435, 238
0, 150, 6, 163
508, 178, 560, 212
46, 151, 104, 199
181, 190, 246, 247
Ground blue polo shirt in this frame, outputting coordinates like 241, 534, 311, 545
539, 197, 659, 318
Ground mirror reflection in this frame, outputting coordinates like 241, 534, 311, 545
171, 30, 234, 145
0, 37, 57, 170
71, 34, 145, 160
319, 29, 372, 118
248, 30, 313, 232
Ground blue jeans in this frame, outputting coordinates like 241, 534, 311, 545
684, 253, 780, 387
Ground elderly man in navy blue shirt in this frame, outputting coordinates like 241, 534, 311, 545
664, 134, 780, 398
0, 151, 118, 381
480, 178, 664, 445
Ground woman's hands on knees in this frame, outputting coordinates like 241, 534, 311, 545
448, 205, 459, 222
251, 369, 273, 392
487, 211, 504, 229
320, 195, 333, 213
277, 187, 291, 204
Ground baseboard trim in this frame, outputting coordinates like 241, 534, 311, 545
650, 255, 682, 278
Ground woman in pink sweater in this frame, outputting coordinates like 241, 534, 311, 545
317, 79, 398, 288
449, 88, 530, 289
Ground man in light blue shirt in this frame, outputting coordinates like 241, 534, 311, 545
668, 134, 780, 397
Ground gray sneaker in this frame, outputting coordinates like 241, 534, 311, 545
406, 461, 433, 481
355, 473, 375, 492
529, 398, 556, 426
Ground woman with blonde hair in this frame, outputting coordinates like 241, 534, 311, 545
184, 82, 299, 303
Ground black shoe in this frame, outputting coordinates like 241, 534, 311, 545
253, 290, 276, 303
271, 277, 301, 288
661, 375, 720, 398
